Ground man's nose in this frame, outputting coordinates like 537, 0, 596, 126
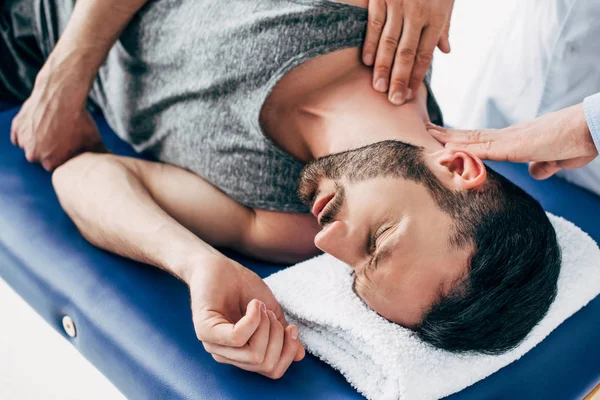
314, 220, 365, 266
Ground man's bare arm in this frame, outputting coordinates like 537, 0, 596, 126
52, 152, 254, 281
52, 0, 149, 91
12, 0, 150, 170
52, 153, 306, 377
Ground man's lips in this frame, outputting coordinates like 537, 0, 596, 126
312, 192, 335, 219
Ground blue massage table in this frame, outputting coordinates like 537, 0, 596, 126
0, 102, 599, 399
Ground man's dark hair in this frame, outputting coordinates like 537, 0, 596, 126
299, 140, 561, 354
387, 142, 562, 355
414, 165, 561, 354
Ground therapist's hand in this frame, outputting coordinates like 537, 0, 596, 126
190, 256, 305, 379
363, 0, 454, 105
428, 103, 599, 180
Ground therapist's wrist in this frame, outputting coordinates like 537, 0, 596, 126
583, 93, 600, 156
570, 103, 598, 158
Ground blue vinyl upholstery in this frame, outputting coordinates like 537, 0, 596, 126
0, 104, 599, 399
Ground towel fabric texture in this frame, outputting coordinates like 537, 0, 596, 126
265, 214, 600, 400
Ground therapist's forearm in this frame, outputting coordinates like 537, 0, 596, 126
38, 0, 149, 97
583, 92, 600, 155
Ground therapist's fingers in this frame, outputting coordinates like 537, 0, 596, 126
427, 124, 499, 145
371, 1, 403, 94
437, 1, 453, 53
528, 161, 562, 180
389, 21, 423, 105
363, 0, 387, 67
427, 125, 525, 162
407, 23, 445, 98
529, 156, 597, 180
437, 20, 451, 53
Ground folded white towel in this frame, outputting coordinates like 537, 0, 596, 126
264, 214, 600, 400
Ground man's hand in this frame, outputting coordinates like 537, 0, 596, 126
11, 66, 105, 171
427, 103, 599, 180
189, 256, 305, 379
10, 0, 152, 172
362, 0, 455, 105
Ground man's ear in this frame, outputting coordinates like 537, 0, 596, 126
430, 148, 487, 190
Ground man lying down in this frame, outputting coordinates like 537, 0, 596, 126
4, 0, 560, 378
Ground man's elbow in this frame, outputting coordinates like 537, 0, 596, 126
53, 153, 97, 193
52, 152, 121, 209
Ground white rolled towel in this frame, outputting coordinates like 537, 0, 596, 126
264, 214, 600, 400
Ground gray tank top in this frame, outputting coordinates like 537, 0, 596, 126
42, 0, 443, 213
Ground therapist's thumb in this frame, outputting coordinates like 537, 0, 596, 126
529, 161, 561, 180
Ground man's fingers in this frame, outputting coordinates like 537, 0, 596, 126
267, 325, 302, 379
195, 299, 262, 347
259, 310, 285, 375
24, 148, 39, 163
271, 309, 305, 361
210, 311, 301, 379
41, 159, 56, 172
389, 21, 422, 105
529, 161, 561, 180
407, 25, 442, 96
245, 305, 271, 363
10, 123, 17, 146
294, 341, 306, 362
202, 303, 271, 364
210, 327, 299, 380
363, 0, 386, 67
372, 3, 403, 94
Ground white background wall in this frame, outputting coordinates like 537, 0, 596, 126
0, 1, 518, 399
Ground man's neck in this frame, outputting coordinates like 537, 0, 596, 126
303, 92, 442, 161
293, 56, 443, 160
260, 47, 443, 162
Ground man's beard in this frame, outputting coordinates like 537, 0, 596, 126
297, 140, 428, 223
